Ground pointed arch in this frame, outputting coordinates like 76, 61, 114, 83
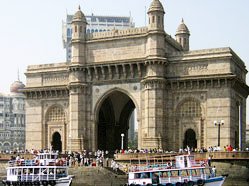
93, 88, 138, 151
46, 105, 66, 122
51, 131, 62, 152
94, 87, 139, 124
175, 97, 203, 118
183, 128, 197, 149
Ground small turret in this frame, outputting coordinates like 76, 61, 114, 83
147, 0, 165, 31
71, 6, 87, 64
175, 19, 190, 51
71, 6, 87, 40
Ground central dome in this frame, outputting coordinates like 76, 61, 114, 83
10, 80, 25, 93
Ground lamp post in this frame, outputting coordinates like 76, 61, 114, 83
69, 134, 72, 154
121, 133, 125, 150
214, 120, 224, 147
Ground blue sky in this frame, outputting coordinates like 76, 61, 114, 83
0, 1, 249, 104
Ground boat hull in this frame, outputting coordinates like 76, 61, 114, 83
2, 177, 73, 186
127, 176, 226, 186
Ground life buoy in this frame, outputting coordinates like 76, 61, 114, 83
165, 183, 173, 186
42, 180, 48, 186
181, 182, 188, 186
197, 179, 204, 186
175, 182, 182, 186
33, 181, 40, 185
49, 180, 56, 186
187, 181, 194, 186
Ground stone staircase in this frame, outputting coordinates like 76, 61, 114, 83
213, 161, 249, 186
68, 166, 127, 186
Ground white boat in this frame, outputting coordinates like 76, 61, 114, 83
127, 154, 226, 186
2, 151, 73, 186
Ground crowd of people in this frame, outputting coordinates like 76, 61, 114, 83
115, 144, 249, 155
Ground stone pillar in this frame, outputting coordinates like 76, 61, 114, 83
141, 60, 167, 149
68, 82, 87, 152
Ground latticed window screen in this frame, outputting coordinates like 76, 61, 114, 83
47, 107, 65, 121
178, 100, 201, 117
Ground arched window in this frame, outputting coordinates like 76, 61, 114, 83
177, 99, 201, 117
80, 26, 82, 33
75, 25, 77, 33
152, 16, 155, 23
184, 38, 187, 47
47, 106, 65, 122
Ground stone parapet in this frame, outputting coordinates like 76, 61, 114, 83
114, 152, 249, 161
87, 27, 148, 40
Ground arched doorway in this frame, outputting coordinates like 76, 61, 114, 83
183, 129, 197, 149
51, 132, 62, 152
97, 91, 136, 152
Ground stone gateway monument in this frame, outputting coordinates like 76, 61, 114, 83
23, 0, 249, 152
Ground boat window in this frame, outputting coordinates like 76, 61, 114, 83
11, 169, 15, 175
181, 170, 189, 176
171, 170, 178, 177
23, 168, 28, 174
34, 168, 39, 174
197, 169, 203, 176
191, 169, 198, 176
140, 172, 150, 178
41, 168, 48, 174
160, 171, 168, 177
134, 173, 141, 178
167, 171, 171, 177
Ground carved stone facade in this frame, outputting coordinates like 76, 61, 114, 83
23, 0, 249, 152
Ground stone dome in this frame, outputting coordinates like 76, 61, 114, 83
176, 19, 190, 35
72, 6, 87, 23
10, 80, 25, 93
148, 0, 165, 13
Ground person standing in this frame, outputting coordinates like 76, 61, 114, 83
212, 166, 216, 177
208, 155, 212, 166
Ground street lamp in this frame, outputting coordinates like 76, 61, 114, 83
121, 133, 125, 150
69, 134, 72, 154
214, 120, 224, 147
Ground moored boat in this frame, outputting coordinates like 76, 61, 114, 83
2, 151, 73, 186
127, 153, 226, 186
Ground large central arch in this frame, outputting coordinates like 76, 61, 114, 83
96, 90, 136, 152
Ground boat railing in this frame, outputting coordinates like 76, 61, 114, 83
8, 160, 37, 167
129, 163, 172, 172
158, 174, 207, 184
19, 174, 59, 182
8, 159, 67, 167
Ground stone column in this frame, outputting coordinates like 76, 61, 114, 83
141, 60, 167, 149
68, 81, 88, 152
